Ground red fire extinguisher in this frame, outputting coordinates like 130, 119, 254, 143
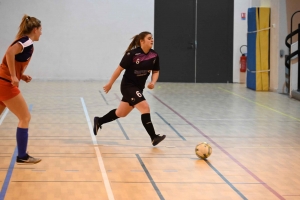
240, 45, 247, 72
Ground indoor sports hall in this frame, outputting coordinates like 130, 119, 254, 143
0, 0, 299, 200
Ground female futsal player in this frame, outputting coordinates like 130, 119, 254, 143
0, 15, 42, 164
93, 31, 166, 146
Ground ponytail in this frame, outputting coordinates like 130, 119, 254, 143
125, 35, 139, 53
124, 31, 152, 54
16, 14, 41, 39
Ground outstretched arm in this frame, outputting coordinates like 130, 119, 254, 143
103, 66, 124, 93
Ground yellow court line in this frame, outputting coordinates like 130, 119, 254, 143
218, 87, 300, 122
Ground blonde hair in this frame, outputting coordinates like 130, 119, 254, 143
16, 14, 41, 39
125, 31, 151, 53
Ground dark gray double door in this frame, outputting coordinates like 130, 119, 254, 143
154, 0, 233, 83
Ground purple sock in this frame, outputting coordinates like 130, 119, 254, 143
16, 127, 28, 158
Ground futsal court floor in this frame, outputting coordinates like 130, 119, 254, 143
0, 81, 300, 200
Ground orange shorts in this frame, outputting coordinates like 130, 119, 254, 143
0, 79, 20, 107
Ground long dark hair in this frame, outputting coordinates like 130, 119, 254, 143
125, 31, 151, 53
16, 14, 41, 39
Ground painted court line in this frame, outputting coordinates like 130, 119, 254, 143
116, 119, 130, 140
155, 112, 186, 141
80, 97, 115, 200
148, 92, 285, 200
136, 154, 165, 200
114, 93, 120, 101
99, 90, 109, 105
205, 160, 247, 200
0, 148, 17, 200
0, 108, 9, 125
98, 92, 129, 140
218, 87, 300, 122
0, 105, 33, 200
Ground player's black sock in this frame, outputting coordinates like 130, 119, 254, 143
141, 113, 157, 141
100, 109, 119, 125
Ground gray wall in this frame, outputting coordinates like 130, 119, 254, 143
0, 0, 154, 80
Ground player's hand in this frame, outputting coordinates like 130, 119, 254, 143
147, 82, 155, 89
11, 76, 19, 87
21, 75, 32, 83
103, 83, 112, 93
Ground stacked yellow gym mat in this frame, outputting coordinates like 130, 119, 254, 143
247, 7, 270, 91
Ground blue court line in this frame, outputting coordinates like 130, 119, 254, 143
204, 160, 247, 200
136, 154, 165, 200
99, 90, 130, 140
0, 104, 33, 200
155, 112, 186, 141
116, 119, 130, 140
148, 92, 285, 200
99, 90, 109, 105
98, 91, 129, 140
28, 104, 33, 111
0, 147, 17, 200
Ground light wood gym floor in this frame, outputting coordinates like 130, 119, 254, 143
0, 81, 300, 200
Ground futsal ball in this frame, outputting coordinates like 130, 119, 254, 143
195, 142, 212, 159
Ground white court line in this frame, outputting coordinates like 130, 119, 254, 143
0, 108, 9, 125
80, 97, 114, 200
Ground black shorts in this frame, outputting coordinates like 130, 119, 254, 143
121, 86, 145, 106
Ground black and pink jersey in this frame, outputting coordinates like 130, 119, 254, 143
120, 47, 160, 90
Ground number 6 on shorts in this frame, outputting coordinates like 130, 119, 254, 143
136, 91, 142, 97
